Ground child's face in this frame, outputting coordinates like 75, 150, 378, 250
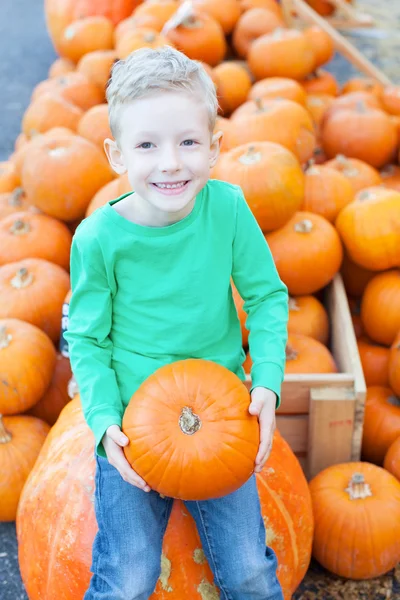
105, 90, 221, 223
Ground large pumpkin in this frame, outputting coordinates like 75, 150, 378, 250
17, 398, 313, 600
310, 462, 400, 579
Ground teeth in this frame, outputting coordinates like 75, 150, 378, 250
154, 181, 186, 189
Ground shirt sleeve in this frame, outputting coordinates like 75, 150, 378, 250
231, 187, 289, 408
64, 230, 123, 456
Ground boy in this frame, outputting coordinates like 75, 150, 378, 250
66, 46, 288, 600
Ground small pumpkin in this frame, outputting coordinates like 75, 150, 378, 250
27, 354, 72, 426
305, 93, 335, 131
361, 270, 400, 346
322, 91, 384, 121
129, 0, 181, 32
48, 57, 75, 78
76, 49, 118, 92
389, 331, 400, 397
284, 333, 337, 374
340, 252, 374, 298
357, 337, 390, 387
22, 93, 83, 138
213, 62, 252, 116
0, 318, 56, 415
232, 7, 284, 58
336, 187, 400, 272
77, 104, 113, 149
211, 142, 304, 232
0, 211, 72, 271
362, 386, 400, 465
382, 85, 400, 116
247, 28, 315, 81
310, 462, 400, 579
384, 436, 400, 481
324, 154, 382, 194
288, 295, 329, 345
0, 259, 70, 343
239, 0, 284, 17
116, 27, 172, 58
32, 73, 105, 111
0, 161, 20, 193
0, 414, 50, 521
341, 77, 385, 98
266, 212, 343, 295
57, 16, 114, 63
122, 359, 259, 500
248, 77, 307, 106
191, 0, 241, 34
300, 70, 338, 96
302, 162, 354, 222
303, 26, 334, 68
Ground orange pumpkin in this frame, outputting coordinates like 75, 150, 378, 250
213, 62, 252, 115
0, 318, 56, 415
357, 337, 390, 387
336, 187, 400, 272
310, 462, 400, 579
48, 57, 75, 78
300, 70, 339, 96
248, 77, 307, 106
232, 7, 284, 58
381, 164, 400, 192
284, 333, 337, 374
324, 154, 382, 194
27, 354, 72, 426
321, 101, 398, 168
0, 414, 50, 521
56, 16, 114, 63
212, 142, 304, 232
22, 93, 83, 138
86, 174, 131, 216
305, 93, 334, 130
0, 188, 33, 221
191, 0, 241, 34
389, 331, 400, 397
77, 104, 113, 149
116, 27, 172, 58
361, 270, 400, 346
123, 359, 259, 500
266, 212, 343, 295
32, 72, 105, 110
302, 162, 354, 222
129, 0, 181, 32
303, 25, 334, 68
239, 0, 284, 18
0, 259, 70, 343
0, 161, 20, 193
340, 252, 374, 297
17, 397, 313, 600
322, 91, 384, 120
213, 116, 239, 153
230, 97, 316, 164
288, 295, 329, 345
341, 77, 384, 98
0, 211, 72, 271
22, 132, 114, 222
381, 85, 400, 116
384, 436, 400, 481
362, 386, 400, 465
232, 283, 249, 348
164, 10, 227, 66
247, 28, 315, 81
76, 49, 117, 92
348, 296, 364, 340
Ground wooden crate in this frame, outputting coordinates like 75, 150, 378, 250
245, 273, 366, 481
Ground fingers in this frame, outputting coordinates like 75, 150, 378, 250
254, 416, 275, 473
106, 424, 129, 447
103, 432, 151, 492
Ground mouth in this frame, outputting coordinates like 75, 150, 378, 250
150, 180, 190, 195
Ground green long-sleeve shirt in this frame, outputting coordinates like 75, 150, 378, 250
65, 179, 288, 456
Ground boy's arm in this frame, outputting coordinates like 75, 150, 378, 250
231, 188, 289, 409
64, 233, 124, 454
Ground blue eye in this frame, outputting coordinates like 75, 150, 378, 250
138, 142, 153, 149
182, 140, 196, 146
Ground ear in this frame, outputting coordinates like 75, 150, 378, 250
209, 130, 223, 169
104, 138, 127, 175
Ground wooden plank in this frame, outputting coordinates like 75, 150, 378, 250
307, 387, 355, 479
276, 415, 308, 454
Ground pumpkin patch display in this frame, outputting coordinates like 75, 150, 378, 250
361, 386, 400, 465
122, 359, 259, 500
17, 397, 314, 600
309, 462, 400, 579
0, 414, 50, 521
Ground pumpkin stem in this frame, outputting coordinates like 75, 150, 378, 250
144, 32, 156, 43
179, 406, 201, 435
0, 326, 12, 349
0, 416, 12, 444
11, 267, 34, 289
9, 187, 25, 207
345, 473, 373, 500
254, 97, 264, 111
10, 219, 30, 235
288, 297, 300, 311
285, 344, 298, 361
238, 146, 262, 166
294, 219, 313, 234
387, 395, 400, 407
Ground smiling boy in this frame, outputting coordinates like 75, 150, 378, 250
65, 46, 288, 599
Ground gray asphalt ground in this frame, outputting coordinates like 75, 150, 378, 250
0, 1, 399, 599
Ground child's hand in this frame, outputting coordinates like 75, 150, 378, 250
249, 387, 277, 473
102, 425, 151, 492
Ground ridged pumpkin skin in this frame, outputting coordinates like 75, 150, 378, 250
284, 333, 337, 374
27, 354, 72, 426
357, 337, 390, 387
310, 462, 400, 579
335, 187, 400, 272
0, 318, 56, 415
384, 436, 400, 481
361, 270, 400, 346
288, 295, 329, 345
17, 397, 313, 600
0, 211, 72, 271
212, 141, 304, 232
0, 415, 50, 521
361, 386, 400, 465
266, 212, 343, 295
122, 359, 259, 500
0, 258, 70, 343
389, 331, 400, 397
22, 132, 114, 222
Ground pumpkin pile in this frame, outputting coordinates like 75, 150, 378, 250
1, 0, 400, 595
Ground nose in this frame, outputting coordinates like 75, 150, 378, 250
159, 145, 182, 173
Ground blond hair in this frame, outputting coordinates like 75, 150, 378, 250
106, 46, 218, 139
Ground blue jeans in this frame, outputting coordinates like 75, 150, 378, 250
85, 455, 284, 600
